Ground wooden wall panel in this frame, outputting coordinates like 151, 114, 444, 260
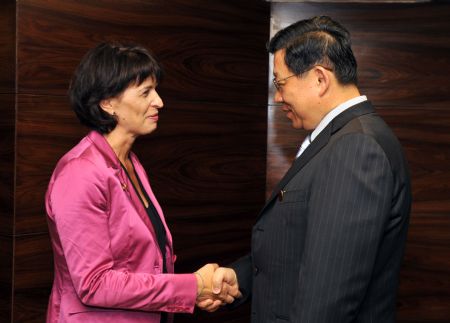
270, 3, 450, 109
0, 94, 15, 322
398, 215, 450, 322
15, 95, 83, 234
269, 2, 450, 322
0, 2, 16, 322
11, 0, 269, 322
0, 1, 15, 93
0, 3, 16, 233
134, 98, 266, 272
18, 0, 269, 104
0, 94, 15, 235
0, 235, 13, 323
12, 234, 53, 322
378, 107, 450, 216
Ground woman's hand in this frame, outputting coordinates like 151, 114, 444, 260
194, 264, 241, 312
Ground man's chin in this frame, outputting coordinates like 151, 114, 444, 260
290, 120, 304, 130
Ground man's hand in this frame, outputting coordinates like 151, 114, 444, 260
195, 265, 241, 312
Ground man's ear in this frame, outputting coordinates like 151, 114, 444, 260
314, 66, 331, 97
99, 99, 115, 116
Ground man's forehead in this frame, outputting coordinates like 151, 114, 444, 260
273, 50, 287, 75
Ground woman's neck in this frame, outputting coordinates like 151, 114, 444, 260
103, 129, 136, 165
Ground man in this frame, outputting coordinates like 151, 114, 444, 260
199, 16, 412, 322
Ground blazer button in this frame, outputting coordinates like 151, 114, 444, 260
253, 266, 259, 275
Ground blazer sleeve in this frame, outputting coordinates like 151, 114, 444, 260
48, 158, 197, 313
290, 133, 394, 322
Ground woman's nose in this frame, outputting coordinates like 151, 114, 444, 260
153, 91, 164, 109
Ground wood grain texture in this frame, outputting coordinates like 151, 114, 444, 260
0, 94, 15, 235
0, 0, 16, 236
15, 94, 85, 234
398, 215, 450, 321
13, 233, 53, 290
0, 3, 16, 321
377, 107, 450, 216
0, 94, 15, 323
12, 0, 269, 322
0, 1, 15, 94
271, 2, 450, 109
12, 288, 50, 323
18, 0, 269, 105
12, 233, 53, 322
269, 2, 450, 322
0, 235, 13, 323
134, 98, 267, 274
15, 93, 268, 239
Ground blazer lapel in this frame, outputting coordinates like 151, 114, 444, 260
88, 131, 163, 245
259, 101, 375, 218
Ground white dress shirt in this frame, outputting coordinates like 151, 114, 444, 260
295, 95, 367, 158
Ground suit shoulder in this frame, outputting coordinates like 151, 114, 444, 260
336, 114, 409, 180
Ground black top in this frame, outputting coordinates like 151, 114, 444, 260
120, 161, 167, 272
120, 161, 168, 323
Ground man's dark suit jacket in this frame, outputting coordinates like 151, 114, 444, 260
231, 101, 411, 323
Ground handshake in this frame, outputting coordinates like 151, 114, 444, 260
194, 263, 242, 312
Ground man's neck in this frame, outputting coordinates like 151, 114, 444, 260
325, 84, 360, 115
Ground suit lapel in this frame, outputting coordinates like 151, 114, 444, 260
268, 125, 331, 202
259, 101, 375, 218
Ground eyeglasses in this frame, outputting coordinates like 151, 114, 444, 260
272, 74, 296, 91
272, 65, 333, 91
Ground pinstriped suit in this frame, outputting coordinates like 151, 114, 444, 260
231, 101, 411, 322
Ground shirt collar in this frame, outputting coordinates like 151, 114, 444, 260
310, 95, 367, 142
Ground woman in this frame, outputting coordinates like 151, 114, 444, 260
45, 42, 232, 322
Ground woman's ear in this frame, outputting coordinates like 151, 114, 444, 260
99, 99, 115, 116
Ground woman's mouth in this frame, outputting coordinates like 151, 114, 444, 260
148, 114, 159, 121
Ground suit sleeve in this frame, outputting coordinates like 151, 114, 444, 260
48, 158, 197, 313
290, 133, 394, 322
229, 253, 253, 307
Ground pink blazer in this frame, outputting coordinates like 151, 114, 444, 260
45, 131, 197, 323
